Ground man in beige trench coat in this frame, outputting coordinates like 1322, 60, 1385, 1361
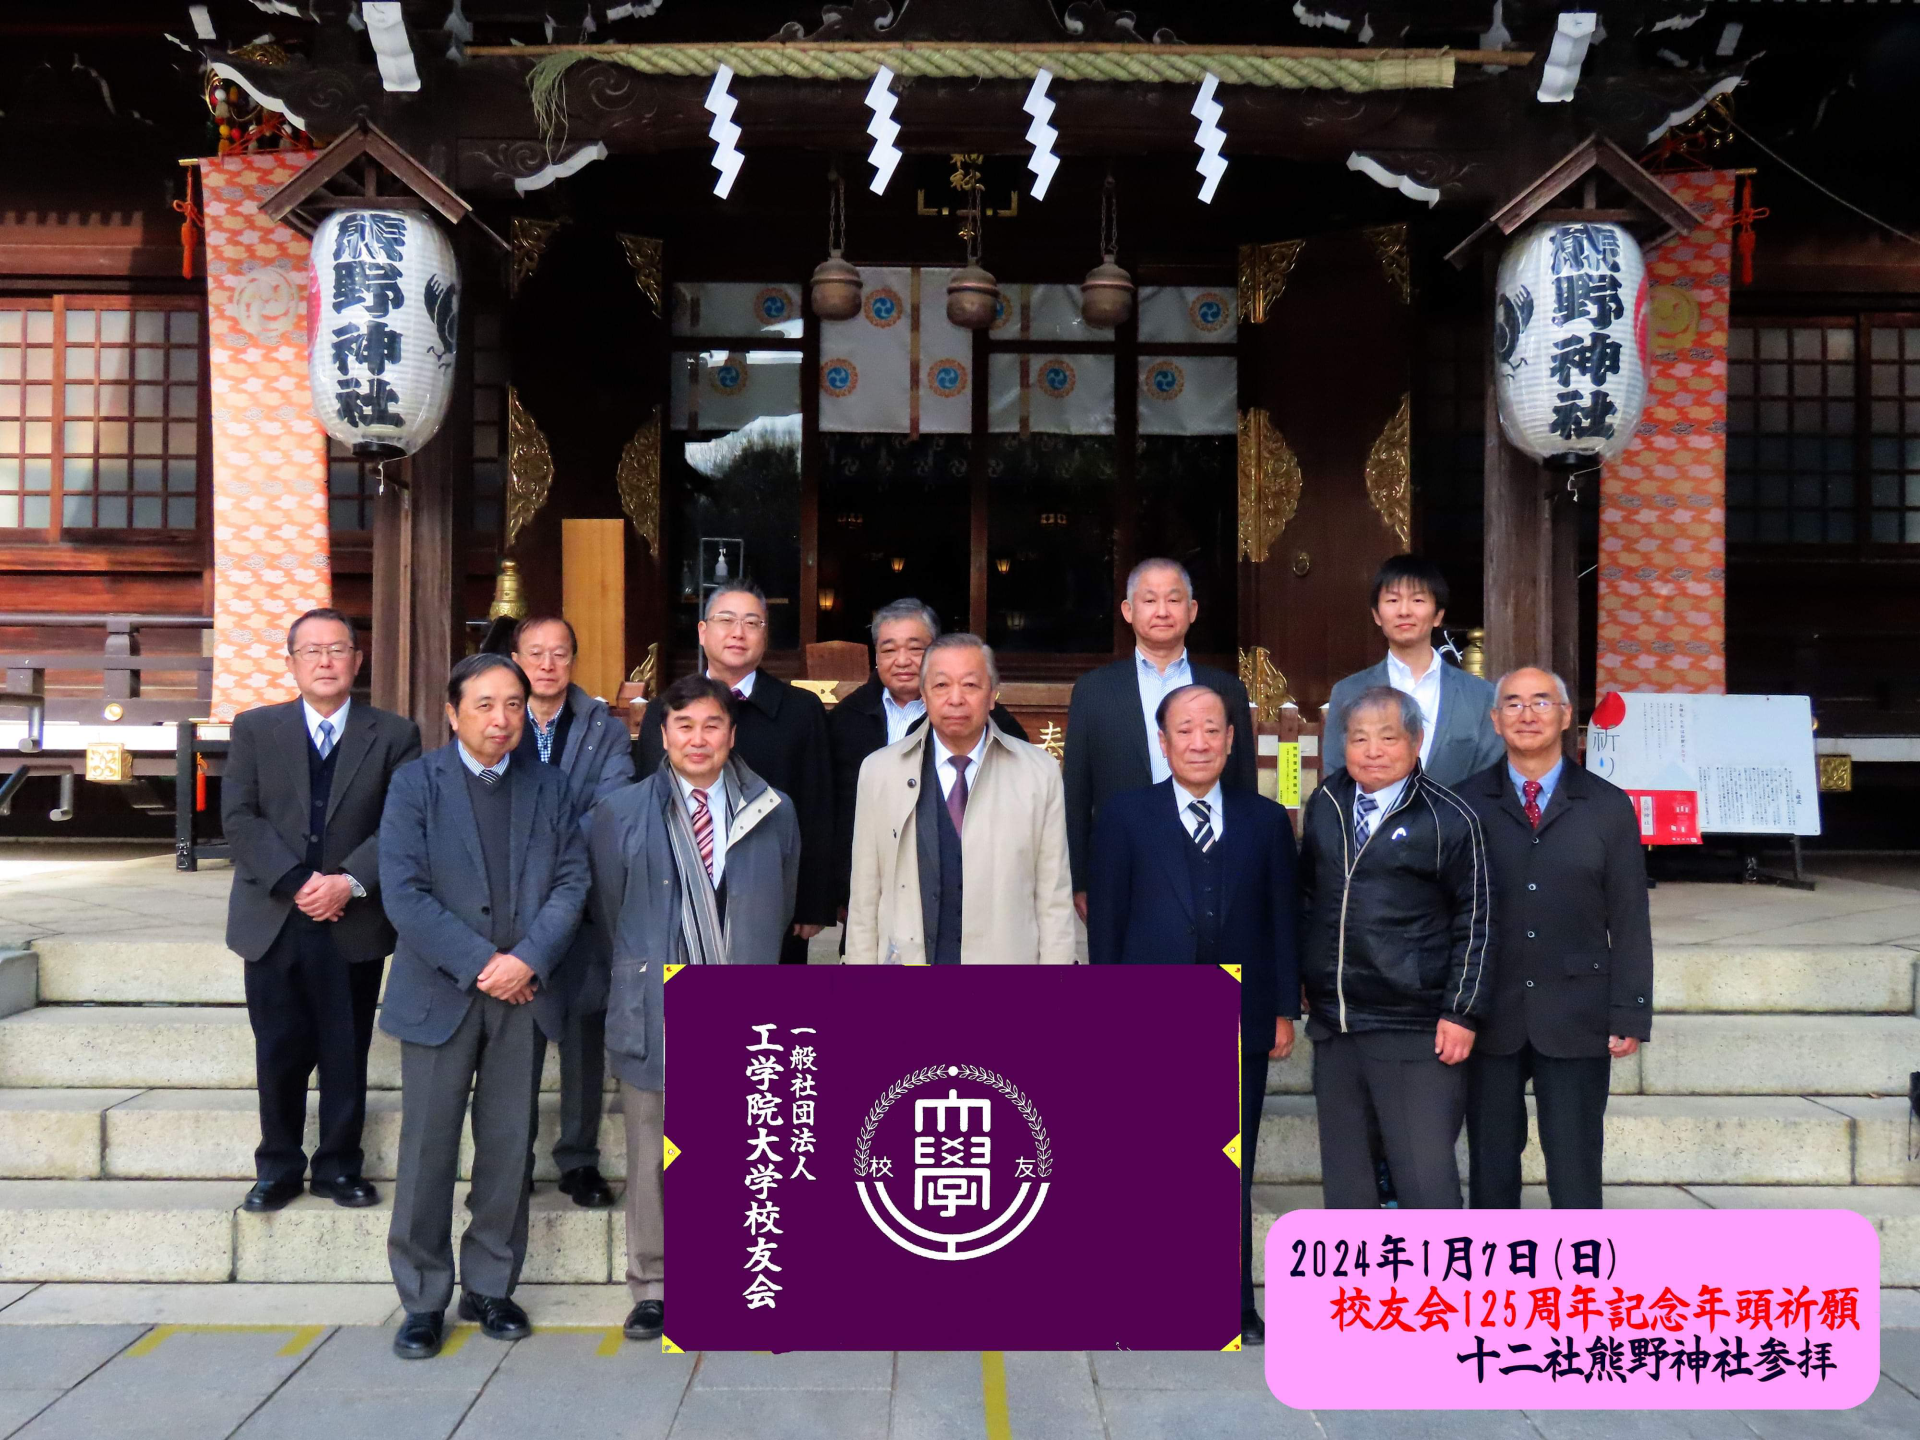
844, 633, 1076, 966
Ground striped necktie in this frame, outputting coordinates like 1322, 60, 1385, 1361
1188, 799, 1215, 853
477, 764, 501, 788
1353, 792, 1378, 850
691, 788, 715, 880
314, 718, 334, 761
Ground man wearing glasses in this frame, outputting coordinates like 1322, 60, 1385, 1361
1462, 667, 1653, 1209
633, 584, 834, 964
222, 608, 420, 1213
510, 615, 635, 1210
827, 598, 1026, 931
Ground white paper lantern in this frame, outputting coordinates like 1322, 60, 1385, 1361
307, 208, 460, 460
1493, 220, 1649, 468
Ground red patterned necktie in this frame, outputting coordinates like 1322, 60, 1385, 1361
690, 788, 715, 879
1523, 778, 1543, 828
947, 755, 970, 833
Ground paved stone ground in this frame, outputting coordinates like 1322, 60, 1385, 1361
0, 1284, 1915, 1440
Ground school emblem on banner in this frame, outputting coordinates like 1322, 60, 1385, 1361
663, 966, 1240, 1352
864, 287, 905, 327
926, 357, 968, 398
1142, 360, 1186, 401
754, 287, 798, 326
1037, 357, 1077, 400
821, 358, 858, 398
1189, 291, 1230, 332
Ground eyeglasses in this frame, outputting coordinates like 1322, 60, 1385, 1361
706, 612, 767, 632
518, 648, 573, 664
876, 641, 928, 658
1500, 698, 1567, 714
291, 644, 355, 661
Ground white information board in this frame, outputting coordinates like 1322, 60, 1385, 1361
1585, 693, 1822, 837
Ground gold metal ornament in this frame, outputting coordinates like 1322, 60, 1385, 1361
503, 386, 555, 551
1364, 392, 1412, 546
1459, 628, 1488, 679
1237, 645, 1294, 724
487, 559, 529, 621
615, 405, 662, 556
1237, 407, 1303, 562
1363, 223, 1411, 303
511, 217, 560, 295
1237, 239, 1304, 324
616, 233, 664, 316
629, 641, 661, 698
1818, 754, 1853, 793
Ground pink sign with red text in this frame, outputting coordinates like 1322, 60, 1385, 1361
1266, 1209, 1879, 1409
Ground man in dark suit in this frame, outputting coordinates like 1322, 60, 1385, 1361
1463, 666, 1654, 1209
1086, 683, 1298, 1346
378, 653, 589, 1359
1063, 558, 1256, 922
511, 614, 634, 1210
222, 607, 420, 1213
633, 583, 832, 964
1325, 554, 1501, 788
827, 598, 1025, 923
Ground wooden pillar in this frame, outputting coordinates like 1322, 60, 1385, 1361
1481, 248, 1553, 689
369, 470, 412, 715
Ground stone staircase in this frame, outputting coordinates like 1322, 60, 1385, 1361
0, 939, 1916, 1287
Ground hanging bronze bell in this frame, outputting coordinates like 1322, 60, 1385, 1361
1080, 256, 1135, 329
810, 253, 862, 321
947, 264, 1001, 331
487, 559, 528, 622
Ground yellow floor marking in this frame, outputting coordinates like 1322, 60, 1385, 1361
127, 1324, 330, 1358
981, 1351, 1012, 1440
439, 1323, 478, 1357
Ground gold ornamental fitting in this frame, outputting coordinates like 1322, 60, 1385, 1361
488, 559, 529, 622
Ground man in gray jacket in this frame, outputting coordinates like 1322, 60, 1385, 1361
590, 674, 800, 1344
511, 614, 635, 1210
378, 653, 589, 1360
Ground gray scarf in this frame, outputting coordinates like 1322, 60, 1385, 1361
662, 762, 727, 967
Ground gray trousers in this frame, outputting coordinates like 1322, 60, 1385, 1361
388, 995, 547, 1314
621, 1081, 665, 1304
1313, 1027, 1466, 1209
553, 1002, 607, 1174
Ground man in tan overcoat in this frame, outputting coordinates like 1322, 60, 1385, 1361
844, 633, 1076, 966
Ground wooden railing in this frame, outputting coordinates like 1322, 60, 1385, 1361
0, 613, 214, 739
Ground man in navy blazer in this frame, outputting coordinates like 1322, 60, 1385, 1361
1086, 682, 1299, 1347
378, 653, 589, 1360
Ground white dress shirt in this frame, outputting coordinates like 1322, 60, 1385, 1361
302, 697, 350, 754
1136, 648, 1194, 784
1175, 778, 1225, 844
720, 670, 758, 699
1354, 773, 1410, 843
674, 769, 730, 888
456, 744, 510, 778
933, 729, 989, 802
1384, 648, 1443, 768
882, 689, 927, 745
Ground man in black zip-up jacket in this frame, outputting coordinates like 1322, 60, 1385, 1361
1298, 685, 1494, 1209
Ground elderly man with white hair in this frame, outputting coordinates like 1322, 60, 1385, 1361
1460, 665, 1652, 1210
844, 633, 1075, 966
1297, 683, 1493, 1210
1062, 557, 1257, 923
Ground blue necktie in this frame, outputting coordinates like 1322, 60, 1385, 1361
1188, 799, 1215, 853
1353, 792, 1378, 851
315, 718, 334, 761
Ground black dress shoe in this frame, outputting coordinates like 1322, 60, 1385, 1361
1240, 1309, 1266, 1346
558, 1165, 616, 1208
242, 1178, 305, 1212
458, 1290, 532, 1341
311, 1175, 379, 1208
624, 1300, 664, 1341
393, 1310, 445, 1359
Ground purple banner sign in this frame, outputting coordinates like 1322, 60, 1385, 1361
662, 964, 1242, 1352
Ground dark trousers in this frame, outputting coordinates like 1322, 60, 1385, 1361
1466, 1044, 1611, 1209
1240, 1043, 1265, 1314
1313, 1028, 1466, 1209
553, 1002, 607, 1174
243, 924, 383, 1185
778, 931, 810, 966
388, 995, 547, 1314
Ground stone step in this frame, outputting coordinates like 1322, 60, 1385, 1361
30, 939, 244, 1006
1252, 1094, 1876, 1187
0, 1007, 583, 1093
0, 1087, 631, 1183
1267, 1034, 1644, 1096
0, 1180, 614, 1284
1653, 946, 1916, 1015
1248, 1183, 1920, 1287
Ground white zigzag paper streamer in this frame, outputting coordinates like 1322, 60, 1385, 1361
704, 64, 743, 198
1022, 68, 1059, 200
864, 65, 902, 194
1191, 72, 1227, 204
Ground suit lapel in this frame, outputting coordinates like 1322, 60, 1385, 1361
282, 704, 313, 820
324, 707, 374, 822
1532, 765, 1582, 836
1115, 660, 1154, 785
441, 747, 490, 897
1148, 783, 1196, 920
557, 685, 591, 772
507, 757, 533, 917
